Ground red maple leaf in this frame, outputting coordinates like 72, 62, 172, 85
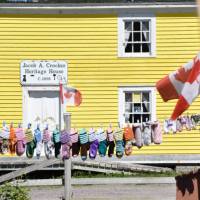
175, 67, 191, 83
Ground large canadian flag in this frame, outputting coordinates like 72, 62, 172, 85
156, 55, 200, 120
59, 84, 82, 107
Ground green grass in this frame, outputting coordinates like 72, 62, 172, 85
72, 170, 178, 178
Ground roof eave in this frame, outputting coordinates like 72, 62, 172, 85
0, 3, 197, 14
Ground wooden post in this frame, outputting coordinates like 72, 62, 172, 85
63, 113, 71, 200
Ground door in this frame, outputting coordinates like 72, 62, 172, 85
27, 90, 61, 131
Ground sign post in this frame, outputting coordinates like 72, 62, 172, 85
63, 113, 71, 200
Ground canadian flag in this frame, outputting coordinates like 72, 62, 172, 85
156, 55, 200, 120
59, 83, 82, 107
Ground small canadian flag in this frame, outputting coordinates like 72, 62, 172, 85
59, 83, 82, 107
156, 54, 200, 120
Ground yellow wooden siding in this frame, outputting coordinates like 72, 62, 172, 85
0, 13, 200, 154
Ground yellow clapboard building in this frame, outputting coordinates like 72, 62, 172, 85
0, 1, 199, 157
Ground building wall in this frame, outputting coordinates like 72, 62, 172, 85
0, 13, 200, 154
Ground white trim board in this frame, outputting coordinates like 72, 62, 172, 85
0, 5, 197, 14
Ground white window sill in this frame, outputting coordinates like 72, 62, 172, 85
118, 53, 157, 58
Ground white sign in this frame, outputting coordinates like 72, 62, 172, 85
20, 60, 67, 85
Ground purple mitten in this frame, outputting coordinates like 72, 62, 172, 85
62, 143, 71, 160
60, 130, 72, 160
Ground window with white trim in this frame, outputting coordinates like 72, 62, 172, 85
118, 87, 156, 125
118, 15, 156, 57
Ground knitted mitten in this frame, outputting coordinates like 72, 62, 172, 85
15, 127, 26, 156
88, 128, 99, 159
176, 117, 183, 132
79, 128, 89, 161
25, 128, 36, 159
107, 128, 115, 157
89, 139, 99, 159
151, 121, 162, 144
43, 129, 53, 159
70, 128, 80, 157
163, 120, 169, 134
97, 128, 107, 157
9, 126, 16, 155
53, 128, 61, 158
116, 140, 124, 158
114, 128, 124, 158
60, 130, 72, 160
142, 122, 152, 146
133, 123, 143, 148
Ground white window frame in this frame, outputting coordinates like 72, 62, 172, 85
118, 14, 156, 58
118, 86, 156, 127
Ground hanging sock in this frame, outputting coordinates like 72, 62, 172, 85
43, 128, 54, 159
60, 130, 72, 160
25, 124, 36, 159
15, 127, 26, 156
106, 126, 115, 157
142, 122, 152, 146
133, 123, 143, 148
88, 128, 99, 160
70, 128, 80, 158
151, 121, 162, 144
79, 128, 89, 161
114, 128, 124, 158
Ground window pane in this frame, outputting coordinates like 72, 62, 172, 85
142, 102, 150, 112
125, 103, 132, 112
142, 21, 149, 31
142, 43, 150, 52
134, 114, 141, 123
125, 114, 133, 123
125, 92, 132, 102
142, 114, 150, 122
125, 32, 132, 42
133, 44, 141, 52
142, 32, 149, 42
134, 103, 141, 113
133, 92, 141, 103
134, 21, 140, 31
142, 92, 149, 102
133, 32, 141, 42
125, 21, 132, 31
125, 43, 132, 53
